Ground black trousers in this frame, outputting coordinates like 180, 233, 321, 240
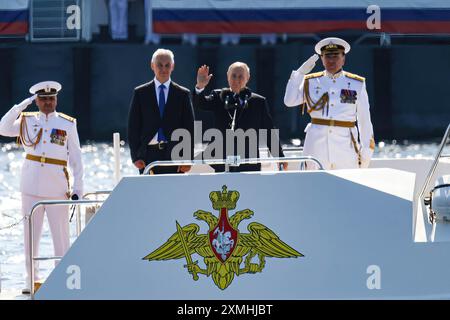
138, 144, 181, 175
210, 163, 261, 173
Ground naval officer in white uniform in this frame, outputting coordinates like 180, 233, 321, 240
284, 37, 375, 170
0, 81, 84, 293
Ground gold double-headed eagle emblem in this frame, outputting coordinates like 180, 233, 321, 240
143, 185, 303, 290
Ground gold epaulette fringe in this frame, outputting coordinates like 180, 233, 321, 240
344, 72, 365, 82
304, 71, 324, 80
21, 112, 39, 117
58, 113, 76, 123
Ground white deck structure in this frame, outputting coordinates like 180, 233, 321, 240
32, 155, 450, 299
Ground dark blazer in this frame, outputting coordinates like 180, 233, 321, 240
193, 87, 284, 170
127, 80, 194, 164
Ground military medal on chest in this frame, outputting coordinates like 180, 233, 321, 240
340, 89, 357, 104
50, 129, 67, 146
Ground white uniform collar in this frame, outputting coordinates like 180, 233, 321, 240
39, 110, 57, 119
324, 69, 344, 80
154, 78, 171, 89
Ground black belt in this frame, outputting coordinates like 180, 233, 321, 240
148, 142, 167, 150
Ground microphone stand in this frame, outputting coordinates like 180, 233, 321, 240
225, 94, 239, 132
231, 94, 248, 131
69, 194, 79, 222
230, 108, 237, 132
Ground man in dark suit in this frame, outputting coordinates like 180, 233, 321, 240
194, 62, 287, 172
128, 48, 194, 174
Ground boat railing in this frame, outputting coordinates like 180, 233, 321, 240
27, 198, 106, 299
418, 123, 450, 224
69, 191, 112, 236
143, 156, 324, 175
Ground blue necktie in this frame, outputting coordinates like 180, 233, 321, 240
158, 84, 167, 142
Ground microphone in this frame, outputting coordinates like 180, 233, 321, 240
224, 92, 239, 110
224, 94, 230, 110
242, 94, 249, 109
238, 88, 251, 109
69, 193, 79, 222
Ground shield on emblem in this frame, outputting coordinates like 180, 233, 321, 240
209, 208, 238, 263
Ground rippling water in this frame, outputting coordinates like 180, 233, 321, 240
0, 140, 442, 291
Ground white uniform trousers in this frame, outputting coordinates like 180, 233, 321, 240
302, 124, 359, 170
22, 193, 69, 282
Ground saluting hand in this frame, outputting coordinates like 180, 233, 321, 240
17, 94, 37, 111
196, 65, 213, 90
298, 54, 319, 75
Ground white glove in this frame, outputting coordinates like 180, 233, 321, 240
360, 147, 374, 168
298, 54, 319, 75
16, 94, 37, 111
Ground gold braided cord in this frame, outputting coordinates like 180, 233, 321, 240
369, 136, 375, 150
18, 115, 42, 149
302, 79, 330, 116
349, 130, 362, 167
63, 167, 71, 199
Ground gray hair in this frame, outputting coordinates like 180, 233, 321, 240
227, 62, 250, 76
151, 48, 175, 64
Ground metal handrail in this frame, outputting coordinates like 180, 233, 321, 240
29, 199, 105, 299
143, 156, 324, 175
71, 191, 111, 236
418, 123, 450, 223
82, 191, 112, 199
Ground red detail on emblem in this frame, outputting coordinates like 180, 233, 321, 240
209, 208, 238, 263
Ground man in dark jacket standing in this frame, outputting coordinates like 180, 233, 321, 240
128, 48, 194, 174
194, 62, 287, 172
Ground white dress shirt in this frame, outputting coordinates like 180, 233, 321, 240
149, 77, 171, 145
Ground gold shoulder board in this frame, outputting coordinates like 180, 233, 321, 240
21, 112, 38, 117
58, 112, 76, 123
304, 71, 324, 80
344, 72, 365, 82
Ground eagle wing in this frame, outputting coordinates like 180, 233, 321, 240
229, 209, 254, 229
193, 210, 218, 229
237, 222, 303, 258
143, 223, 211, 261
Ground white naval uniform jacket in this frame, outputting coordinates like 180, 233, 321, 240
0, 105, 83, 198
284, 69, 375, 169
